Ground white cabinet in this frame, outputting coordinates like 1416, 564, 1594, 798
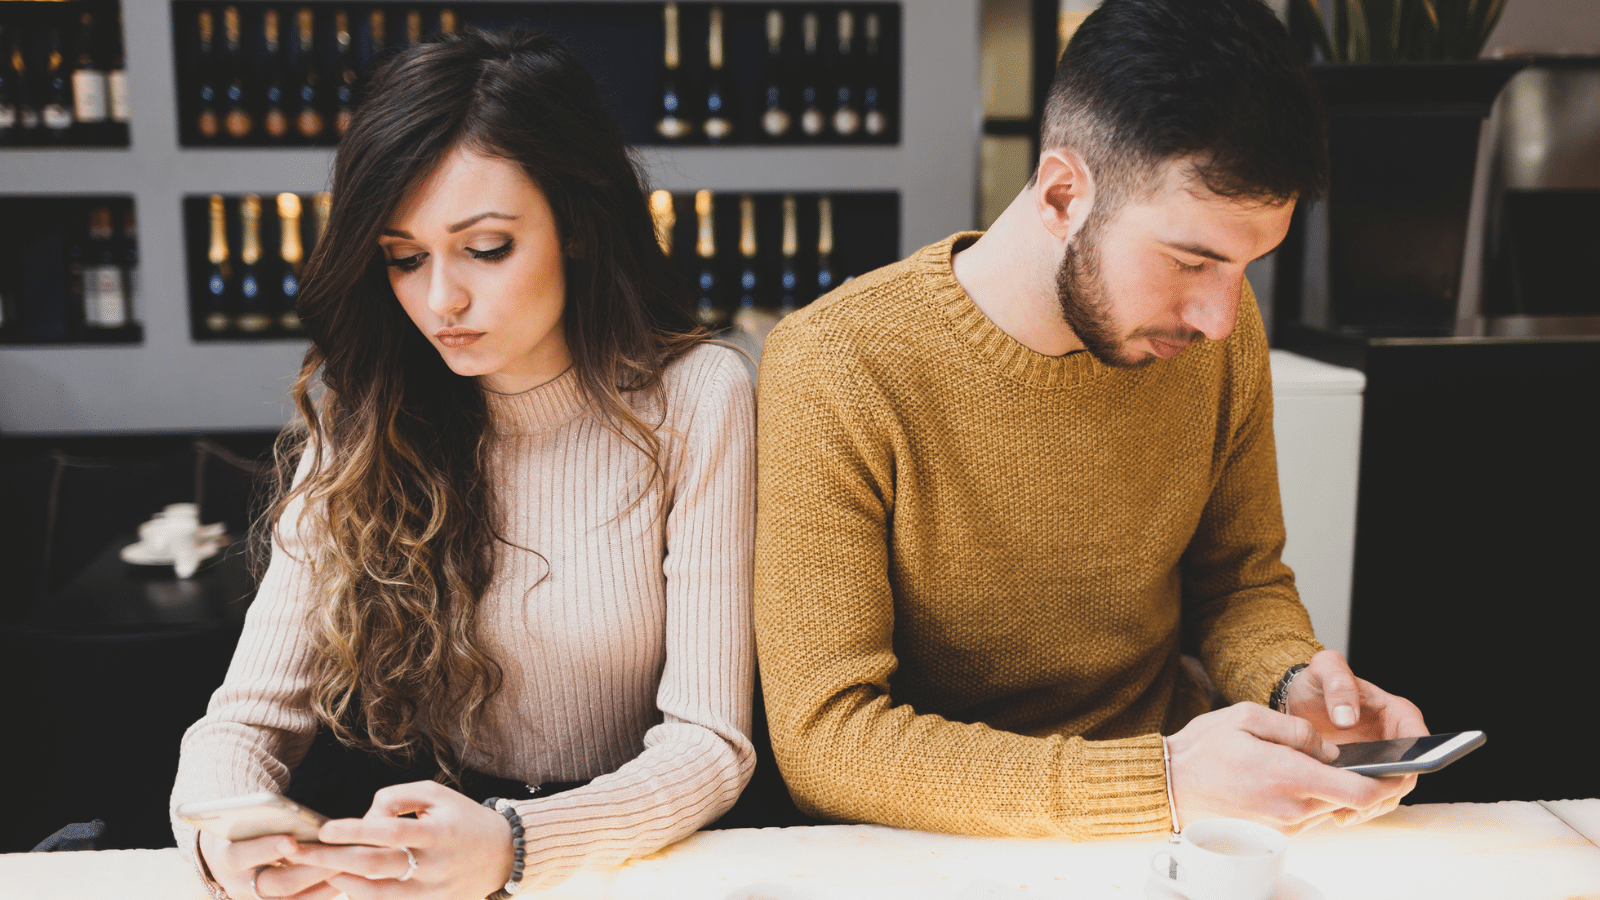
1271, 348, 1365, 657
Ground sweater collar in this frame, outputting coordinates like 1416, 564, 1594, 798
921, 232, 1108, 390
483, 366, 590, 435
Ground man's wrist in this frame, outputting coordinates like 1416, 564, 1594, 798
1268, 662, 1308, 713
1161, 735, 1180, 837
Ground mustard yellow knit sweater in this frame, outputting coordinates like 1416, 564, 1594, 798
754, 234, 1321, 840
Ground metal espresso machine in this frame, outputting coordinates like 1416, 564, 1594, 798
1479, 56, 1600, 335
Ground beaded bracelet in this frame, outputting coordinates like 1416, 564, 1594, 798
481, 797, 526, 899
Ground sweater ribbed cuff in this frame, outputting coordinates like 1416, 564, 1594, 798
1061, 734, 1172, 839
1248, 641, 1323, 708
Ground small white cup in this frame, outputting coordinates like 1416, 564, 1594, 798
1150, 818, 1287, 900
160, 503, 201, 525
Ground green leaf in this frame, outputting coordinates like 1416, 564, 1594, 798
1296, 0, 1340, 62
1347, 0, 1372, 63
1384, 0, 1404, 63
1419, 0, 1441, 31
1334, 0, 1350, 63
1473, 0, 1510, 56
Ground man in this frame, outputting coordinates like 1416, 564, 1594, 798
754, 0, 1427, 839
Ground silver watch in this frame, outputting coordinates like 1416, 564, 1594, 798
1269, 662, 1309, 713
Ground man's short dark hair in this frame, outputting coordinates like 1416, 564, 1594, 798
1041, 0, 1327, 208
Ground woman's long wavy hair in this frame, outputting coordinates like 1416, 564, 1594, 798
264, 27, 706, 780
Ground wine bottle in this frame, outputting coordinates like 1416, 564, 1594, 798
439, 8, 459, 36
759, 10, 792, 140
64, 218, 87, 336
41, 26, 75, 142
0, 25, 21, 145
120, 204, 138, 323
205, 195, 235, 334
236, 194, 272, 333
368, 9, 387, 65
778, 194, 799, 316
815, 195, 835, 299
694, 190, 725, 328
702, 5, 735, 144
312, 190, 332, 247
261, 9, 290, 142
8, 28, 40, 143
654, 3, 690, 141
334, 11, 356, 136
82, 206, 128, 329
735, 194, 759, 310
862, 12, 886, 138
405, 9, 423, 48
195, 9, 220, 142
650, 189, 675, 256
221, 6, 254, 141
294, 8, 325, 142
798, 12, 824, 139
831, 11, 861, 139
71, 12, 110, 140
277, 193, 304, 333
732, 194, 779, 341
107, 11, 128, 128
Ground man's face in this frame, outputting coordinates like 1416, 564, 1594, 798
1054, 162, 1295, 368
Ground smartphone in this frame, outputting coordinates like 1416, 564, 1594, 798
176, 792, 329, 843
1329, 731, 1486, 777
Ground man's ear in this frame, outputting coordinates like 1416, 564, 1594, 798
1034, 149, 1096, 243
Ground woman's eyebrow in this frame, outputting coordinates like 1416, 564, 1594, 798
381, 212, 521, 239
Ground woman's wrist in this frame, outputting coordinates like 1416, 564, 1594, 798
192, 831, 231, 900
482, 797, 526, 898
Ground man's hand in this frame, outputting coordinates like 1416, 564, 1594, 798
1286, 649, 1429, 744
286, 780, 515, 900
1166, 701, 1414, 835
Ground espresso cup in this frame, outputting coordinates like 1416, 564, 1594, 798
1149, 818, 1287, 900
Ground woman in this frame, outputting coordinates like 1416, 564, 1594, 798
170, 28, 754, 900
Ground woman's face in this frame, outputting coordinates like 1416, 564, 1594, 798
380, 145, 571, 394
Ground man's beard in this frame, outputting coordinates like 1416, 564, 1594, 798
1054, 226, 1203, 369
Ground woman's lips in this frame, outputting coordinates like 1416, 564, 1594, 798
435, 329, 484, 349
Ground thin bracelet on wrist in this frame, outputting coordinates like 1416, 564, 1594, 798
1162, 735, 1181, 839
482, 798, 526, 899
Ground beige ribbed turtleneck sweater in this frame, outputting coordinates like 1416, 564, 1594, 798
754, 234, 1321, 839
171, 343, 755, 890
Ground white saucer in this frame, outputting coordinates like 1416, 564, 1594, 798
1144, 873, 1325, 900
120, 537, 225, 567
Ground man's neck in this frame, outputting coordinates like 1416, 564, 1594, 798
950, 195, 1086, 358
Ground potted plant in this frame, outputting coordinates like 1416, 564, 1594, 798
1292, 0, 1524, 335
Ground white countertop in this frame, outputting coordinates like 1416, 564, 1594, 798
3, 801, 1596, 900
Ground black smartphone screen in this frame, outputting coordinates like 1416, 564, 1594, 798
1332, 733, 1455, 767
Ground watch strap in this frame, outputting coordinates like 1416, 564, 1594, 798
1269, 662, 1309, 713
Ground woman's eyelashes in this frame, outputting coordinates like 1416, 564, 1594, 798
384, 240, 514, 273
387, 253, 425, 273
469, 240, 514, 262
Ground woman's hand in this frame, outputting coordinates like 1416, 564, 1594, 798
197, 830, 340, 900
286, 780, 516, 900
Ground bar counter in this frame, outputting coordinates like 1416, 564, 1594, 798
3, 800, 1596, 900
